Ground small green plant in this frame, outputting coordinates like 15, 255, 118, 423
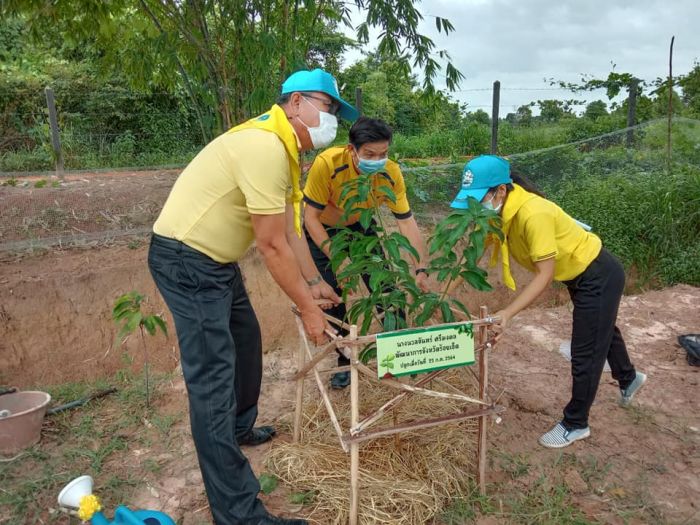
112, 291, 167, 408
34, 179, 47, 188
289, 490, 316, 505
258, 473, 278, 495
2, 177, 18, 187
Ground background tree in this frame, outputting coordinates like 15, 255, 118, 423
466, 109, 490, 126
515, 105, 533, 127
537, 100, 567, 123
3, 0, 464, 138
584, 100, 608, 120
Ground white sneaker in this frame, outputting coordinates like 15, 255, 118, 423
620, 371, 647, 407
539, 422, 590, 449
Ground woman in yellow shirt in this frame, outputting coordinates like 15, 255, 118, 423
450, 155, 647, 448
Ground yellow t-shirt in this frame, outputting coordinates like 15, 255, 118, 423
302, 146, 411, 227
153, 128, 291, 263
500, 184, 602, 282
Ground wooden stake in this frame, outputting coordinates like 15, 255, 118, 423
345, 406, 504, 444
292, 339, 338, 380
667, 36, 675, 170
293, 333, 306, 443
477, 306, 489, 495
393, 407, 402, 452
341, 316, 500, 346
44, 86, 64, 179
349, 324, 360, 525
352, 369, 448, 434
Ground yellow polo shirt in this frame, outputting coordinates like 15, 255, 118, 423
500, 184, 602, 282
153, 129, 292, 263
303, 146, 412, 227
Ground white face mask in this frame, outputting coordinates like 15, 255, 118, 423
482, 193, 503, 213
298, 97, 338, 149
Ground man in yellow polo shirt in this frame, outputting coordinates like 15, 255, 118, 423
303, 116, 429, 388
149, 69, 358, 525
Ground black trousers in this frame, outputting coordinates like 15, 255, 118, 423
562, 248, 637, 429
148, 234, 266, 525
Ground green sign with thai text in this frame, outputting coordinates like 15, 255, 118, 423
376, 323, 475, 378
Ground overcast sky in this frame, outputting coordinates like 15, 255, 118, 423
342, 0, 699, 115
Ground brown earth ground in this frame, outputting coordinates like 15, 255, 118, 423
1, 173, 699, 524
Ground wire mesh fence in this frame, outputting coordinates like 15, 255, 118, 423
1, 117, 699, 287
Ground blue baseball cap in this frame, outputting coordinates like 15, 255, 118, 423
450, 155, 512, 209
281, 69, 359, 122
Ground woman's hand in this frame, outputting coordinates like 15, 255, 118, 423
492, 309, 511, 340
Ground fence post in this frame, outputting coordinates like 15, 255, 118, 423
626, 79, 638, 148
355, 87, 363, 116
667, 36, 675, 170
44, 86, 64, 179
490, 81, 500, 154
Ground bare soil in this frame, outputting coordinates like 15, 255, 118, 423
1, 243, 698, 524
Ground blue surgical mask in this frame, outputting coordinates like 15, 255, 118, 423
358, 157, 388, 174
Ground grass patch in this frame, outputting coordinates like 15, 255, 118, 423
0, 369, 177, 524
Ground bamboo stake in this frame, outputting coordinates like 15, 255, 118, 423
477, 306, 489, 495
291, 339, 338, 380
293, 333, 306, 443
342, 317, 500, 346
354, 362, 488, 406
352, 369, 448, 434
296, 317, 348, 452
316, 365, 352, 375
349, 324, 360, 525
345, 406, 505, 444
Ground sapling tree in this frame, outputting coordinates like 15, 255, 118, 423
112, 291, 167, 408
326, 169, 502, 344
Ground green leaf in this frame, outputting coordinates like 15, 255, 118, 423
383, 310, 396, 332
439, 301, 454, 323
258, 473, 278, 495
117, 312, 142, 340
289, 491, 316, 505
151, 315, 168, 336
460, 270, 492, 291
359, 208, 374, 230
375, 184, 396, 203
359, 344, 377, 364
142, 316, 156, 336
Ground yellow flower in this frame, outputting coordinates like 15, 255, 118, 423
77, 494, 102, 522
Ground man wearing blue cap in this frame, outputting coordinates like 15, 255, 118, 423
148, 69, 358, 525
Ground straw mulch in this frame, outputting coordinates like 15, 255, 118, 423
266, 370, 482, 524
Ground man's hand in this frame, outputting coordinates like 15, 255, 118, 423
415, 271, 430, 293
310, 280, 341, 309
300, 305, 333, 346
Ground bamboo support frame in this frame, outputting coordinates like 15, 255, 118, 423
477, 305, 489, 495
290, 306, 502, 525
349, 324, 360, 525
295, 317, 349, 453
